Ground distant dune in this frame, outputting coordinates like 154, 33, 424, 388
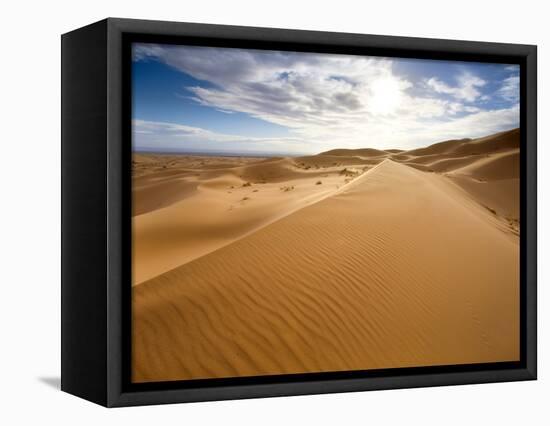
132, 128, 520, 382
321, 147, 389, 157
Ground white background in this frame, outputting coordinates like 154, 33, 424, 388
0, 0, 546, 424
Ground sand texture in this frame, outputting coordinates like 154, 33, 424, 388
132, 128, 520, 382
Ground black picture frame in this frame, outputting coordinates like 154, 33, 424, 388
61, 17, 537, 407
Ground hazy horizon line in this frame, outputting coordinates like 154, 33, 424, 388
133, 127, 519, 158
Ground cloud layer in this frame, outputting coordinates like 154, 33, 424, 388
133, 119, 305, 154
133, 44, 520, 153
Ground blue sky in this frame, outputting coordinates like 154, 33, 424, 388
132, 43, 519, 155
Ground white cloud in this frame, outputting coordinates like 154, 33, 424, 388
399, 104, 519, 147
133, 119, 308, 154
134, 44, 519, 152
134, 120, 237, 141
425, 73, 486, 102
498, 76, 520, 102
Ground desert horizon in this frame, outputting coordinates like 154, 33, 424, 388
132, 127, 520, 383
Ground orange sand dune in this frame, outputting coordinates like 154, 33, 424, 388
448, 149, 519, 181
132, 159, 370, 284
295, 154, 380, 168
449, 176, 519, 226
321, 147, 389, 157
403, 138, 471, 156
133, 131, 520, 382
450, 128, 519, 155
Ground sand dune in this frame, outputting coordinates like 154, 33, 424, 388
404, 138, 470, 156
450, 128, 519, 155
321, 147, 389, 157
132, 154, 373, 284
132, 128, 520, 382
449, 149, 520, 181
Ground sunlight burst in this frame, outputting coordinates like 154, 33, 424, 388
369, 77, 403, 115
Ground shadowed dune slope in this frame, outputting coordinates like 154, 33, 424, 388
393, 129, 520, 224
404, 138, 471, 156
449, 149, 519, 181
133, 160, 519, 382
321, 147, 389, 157
450, 128, 519, 155
132, 156, 367, 284
295, 154, 379, 168
132, 154, 264, 216
133, 178, 199, 216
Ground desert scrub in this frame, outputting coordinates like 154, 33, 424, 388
483, 205, 497, 215
339, 167, 359, 177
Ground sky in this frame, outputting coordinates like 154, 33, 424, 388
132, 43, 520, 155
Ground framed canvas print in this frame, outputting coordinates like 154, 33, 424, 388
61, 18, 537, 407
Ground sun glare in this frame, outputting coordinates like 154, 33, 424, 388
369, 77, 403, 115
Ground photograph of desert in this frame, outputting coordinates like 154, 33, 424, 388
131, 44, 521, 382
